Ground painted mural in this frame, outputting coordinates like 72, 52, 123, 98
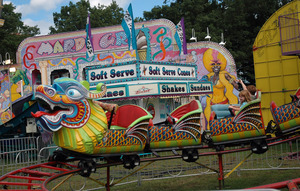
0, 68, 34, 125
16, 18, 238, 127
0, 71, 12, 124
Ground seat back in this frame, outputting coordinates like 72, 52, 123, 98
106, 105, 152, 129
170, 100, 202, 121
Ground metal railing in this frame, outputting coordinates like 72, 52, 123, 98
0, 136, 299, 189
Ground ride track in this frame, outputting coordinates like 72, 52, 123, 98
0, 133, 299, 191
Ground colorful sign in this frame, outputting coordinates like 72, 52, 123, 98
140, 63, 196, 80
102, 85, 127, 100
86, 63, 137, 85
128, 83, 159, 97
159, 83, 187, 95
189, 82, 213, 94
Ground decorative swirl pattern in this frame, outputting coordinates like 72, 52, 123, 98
152, 27, 171, 60
74, 55, 95, 79
97, 54, 114, 63
23, 45, 37, 70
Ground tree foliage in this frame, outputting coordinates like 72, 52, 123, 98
0, 0, 294, 83
144, 0, 292, 84
0, 3, 40, 64
49, 0, 124, 34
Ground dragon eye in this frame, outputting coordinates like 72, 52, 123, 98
66, 89, 82, 99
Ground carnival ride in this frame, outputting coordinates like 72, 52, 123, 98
0, 77, 299, 190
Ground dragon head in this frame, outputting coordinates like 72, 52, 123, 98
31, 77, 106, 132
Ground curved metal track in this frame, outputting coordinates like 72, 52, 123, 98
0, 134, 299, 191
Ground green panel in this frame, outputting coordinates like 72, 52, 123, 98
62, 128, 71, 148
78, 128, 93, 154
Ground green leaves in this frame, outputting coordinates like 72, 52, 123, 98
143, 0, 292, 84
49, 0, 124, 34
0, 3, 40, 64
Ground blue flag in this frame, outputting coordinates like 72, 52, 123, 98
86, 13, 94, 58
122, 4, 137, 50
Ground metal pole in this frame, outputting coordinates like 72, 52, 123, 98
218, 154, 224, 190
106, 166, 110, 191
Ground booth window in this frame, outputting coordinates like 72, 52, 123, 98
32, 69, 41, 85
50, 69, 70, 84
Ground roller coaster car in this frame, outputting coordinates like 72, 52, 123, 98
148, 100, 204, 162
32, 78, 206, 172
208, 91, 268, 154
270, 88, 300, 136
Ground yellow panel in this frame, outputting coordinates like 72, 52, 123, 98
256, 78, 270, 92
261, 109, 272, 126
283, 75, 300, 91
283, 92, 294, 103
271, 92, 285, 106
268, 61, 282, 77
253, 49, 266, 63
282, 57, 299, 75
266, 44, 282, 62
260, 92, 270, 108
255, 63, 269, 78
269, 77, 283, 92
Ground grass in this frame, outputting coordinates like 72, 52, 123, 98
109, 169, 300, 191
44, 160, 300, 191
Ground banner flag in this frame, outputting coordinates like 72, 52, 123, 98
86, 12, 94, 58
174, 17, 187, 55
122, 3, 137, 50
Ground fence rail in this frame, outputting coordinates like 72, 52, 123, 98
0, 136, 299, 190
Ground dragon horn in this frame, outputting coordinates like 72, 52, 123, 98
87, 82, 107, 99
80, 81, 107, 99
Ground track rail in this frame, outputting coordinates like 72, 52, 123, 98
0, 134, 299, 191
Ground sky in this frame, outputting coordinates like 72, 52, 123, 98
4, 0, 166, 35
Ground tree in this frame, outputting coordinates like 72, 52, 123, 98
0, 3, 40, 64
144, 0, 292, 84
49, 0, 124, 34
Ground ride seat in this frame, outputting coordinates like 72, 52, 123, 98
211, 104, 239, 119
106, 105, 152, 129
166, 100, 202, 125
211, 91, 262, 119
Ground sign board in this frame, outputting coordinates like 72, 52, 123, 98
188, 82, 213, 94
128, 83, 159, 97
102, 85, 127, 100
159, 83, 188, 95
86, 63, 138, 85
140, 62, 197, 80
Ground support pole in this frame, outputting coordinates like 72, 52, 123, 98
106, 166, 110, 191
218, 154, 224, 190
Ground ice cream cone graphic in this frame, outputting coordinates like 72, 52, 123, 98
136, 30, 148, 60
